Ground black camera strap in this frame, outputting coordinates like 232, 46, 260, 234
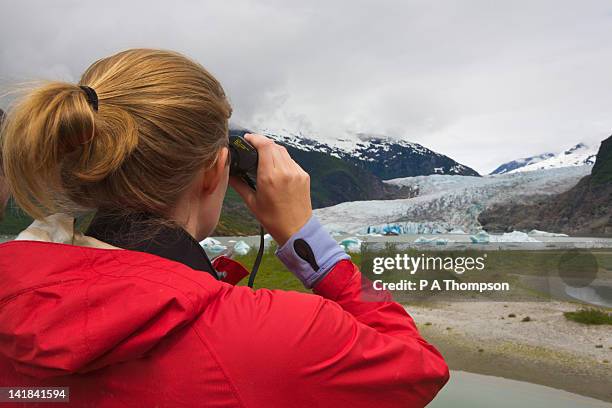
248, 225, 265, 288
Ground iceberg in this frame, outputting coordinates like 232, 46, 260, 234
262, 233, 274, 248
448, 228, 466, 234
491, 231, 540, 243
469, 231, 490, 244
233, 240, 251, 256
470, 230, 541, 243
528, 229, 569, 237
414, 236, 450, 245
200, 237, 227, 255
339, 237, 362, 253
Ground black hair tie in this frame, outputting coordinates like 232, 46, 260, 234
79, 85, 99, 112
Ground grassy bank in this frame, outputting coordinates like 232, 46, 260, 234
564, 308, 612, 325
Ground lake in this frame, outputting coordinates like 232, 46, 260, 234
431, 371, 612, 408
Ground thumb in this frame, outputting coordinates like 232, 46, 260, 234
229, 175, 257, 211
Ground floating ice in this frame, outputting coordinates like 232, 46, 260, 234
201, 237, 221, 246
491, 231, 541, 243
262, 233, 274, 248
414, 236, 450, 245
233, 240, 251, 256
449, 228, 466, 234
200, 237, 227, 255
339, 237, 362, 253
528, 229, 569, 237
470, 231, 490, 244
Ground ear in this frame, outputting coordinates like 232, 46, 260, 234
200, 147, 229, 194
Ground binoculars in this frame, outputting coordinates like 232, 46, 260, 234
229, 135, 258, 190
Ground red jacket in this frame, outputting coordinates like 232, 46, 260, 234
0, 240, 448, 407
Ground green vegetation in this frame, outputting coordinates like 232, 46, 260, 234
233, 244, 306, 292
213, 188, 259, 236
563, 308, 612, 325
284, 145, 386, 208
232, 245, 360, 291
0, 200, 33, 235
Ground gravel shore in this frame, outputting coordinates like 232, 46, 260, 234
408, 301, 612, 402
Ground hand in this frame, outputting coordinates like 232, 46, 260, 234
230, 133, 312, 246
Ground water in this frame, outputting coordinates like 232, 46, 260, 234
520, 276, 612, 308
430, 371, 612, 408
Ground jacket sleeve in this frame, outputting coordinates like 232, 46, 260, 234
197, 259, 449, 408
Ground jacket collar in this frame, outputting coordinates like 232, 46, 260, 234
15, 212, 219, 280
86, 211, 219, 279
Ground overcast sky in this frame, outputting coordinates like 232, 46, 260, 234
2, 0, 612, 173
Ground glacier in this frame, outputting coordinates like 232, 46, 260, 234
315, 166, 590, 235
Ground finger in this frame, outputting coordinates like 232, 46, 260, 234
229, 175, 257, 210
244, 133, 277, 173
276, 145, 296, 172
244, 133, 274, 150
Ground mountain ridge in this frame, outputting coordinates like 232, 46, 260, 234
257, 128, 480, 179
489, 143, 597, 175
490, 152, 554, 175
479, 135, 612, 235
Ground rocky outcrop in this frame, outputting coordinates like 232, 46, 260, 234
478, 135, 612, 236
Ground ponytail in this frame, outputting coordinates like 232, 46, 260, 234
0, 49, 231, 221
1, 82, 138, 219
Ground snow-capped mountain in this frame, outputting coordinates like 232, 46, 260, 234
252, 128, 480, 179
314, 166, 590, 235
490, 152, 554, 175
480, 134, 612, 235
507, 143, 597, 174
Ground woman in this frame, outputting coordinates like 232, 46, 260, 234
0, 49, 448, 407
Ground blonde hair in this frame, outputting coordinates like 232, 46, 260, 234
0, 49, 232, 220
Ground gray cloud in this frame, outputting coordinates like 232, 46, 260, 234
1, 0, 612, 173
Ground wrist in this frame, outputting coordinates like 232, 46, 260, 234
269, 213, 312, 247
275, 215, 350, 288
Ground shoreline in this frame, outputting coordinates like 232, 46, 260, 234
408, 301, 612, 402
